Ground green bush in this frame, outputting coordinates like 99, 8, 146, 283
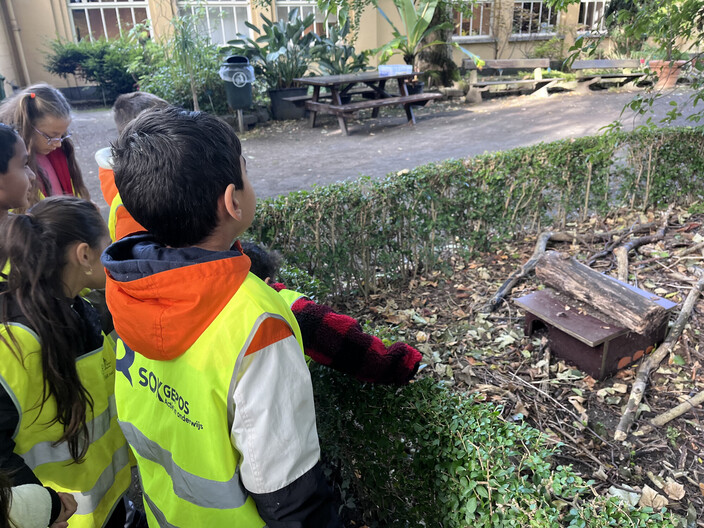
129, 14, 227, 113
45, 35, 141, 102
313, 368, 678, 527
252, 128, 704, 298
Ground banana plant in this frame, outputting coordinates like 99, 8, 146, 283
373, 0, 453, 70
225, 9, 317, 91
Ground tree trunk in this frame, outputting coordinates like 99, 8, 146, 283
417, 1, 458, 87
535, 251, 668, 335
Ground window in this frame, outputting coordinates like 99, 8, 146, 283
453, 2, 493, 38
178, 1, 252, 45
67, 0, 150, 41
512, 1, 558, 36
578, 0, 607, 32
275, 1, 336, 36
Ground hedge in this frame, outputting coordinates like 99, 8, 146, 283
251, 127, 704, 298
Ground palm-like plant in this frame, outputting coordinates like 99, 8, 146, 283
374, 0, 453, 70
311, 21, 369, 76
225, 9, 317, 91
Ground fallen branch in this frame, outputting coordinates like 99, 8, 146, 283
613, 208, 671, 283
637, 240, 704, 273
650, 390, 704, 428
586, 222, 657, 265
614, 275, 704, 442
483, 231, 553, 313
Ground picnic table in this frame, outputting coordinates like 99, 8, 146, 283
292, 71, 442, 135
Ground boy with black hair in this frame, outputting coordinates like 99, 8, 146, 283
95, 91, 168, 241
102, 107, 340, 527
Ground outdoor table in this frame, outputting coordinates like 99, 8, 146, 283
292, 71, 442, 135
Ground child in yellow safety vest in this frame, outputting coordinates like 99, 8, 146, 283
0, 197, 137, 528
95, 92, 168, 242
0, 84, 90, 207
0, 123, 34, 218
103, 107, 340, 527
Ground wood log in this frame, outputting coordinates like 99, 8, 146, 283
614, 275, 704, 441
535, 251, 668, 334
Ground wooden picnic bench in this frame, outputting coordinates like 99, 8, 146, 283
293, 71, 442, 135
462, 58, 559, 101
570, 59, 647, 92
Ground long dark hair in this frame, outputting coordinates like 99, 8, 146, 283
0, 84, 89, 203
0, 196, 108, 462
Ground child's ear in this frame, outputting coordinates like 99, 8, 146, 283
223, 183, 243, 221
70, 242, 92, 270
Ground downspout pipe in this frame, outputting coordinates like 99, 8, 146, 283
3, 0, 30, 86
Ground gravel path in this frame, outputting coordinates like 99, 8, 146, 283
71, 88, 699, 219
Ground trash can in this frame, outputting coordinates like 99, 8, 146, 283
219, 56, 255, 110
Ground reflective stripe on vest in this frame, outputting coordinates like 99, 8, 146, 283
0, 322, 131, 527
114, 274, 303, 526
119, 420, 248, 508
21, 395, 117, 469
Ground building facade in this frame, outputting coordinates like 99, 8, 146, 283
0, 0, 607, 93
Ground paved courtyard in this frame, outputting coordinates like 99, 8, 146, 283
70, 88, 700, 218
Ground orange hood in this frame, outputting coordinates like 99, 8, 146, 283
102, 235, 250, 360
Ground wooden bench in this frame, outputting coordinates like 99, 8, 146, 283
570, 59, 647, 92
462, 59, 558, 101
304, 92, 442, 135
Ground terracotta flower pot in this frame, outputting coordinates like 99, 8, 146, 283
649, 60, 687, 90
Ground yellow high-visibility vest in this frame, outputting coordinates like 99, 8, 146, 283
0, 323, 131, 528
114, 274, 303, 527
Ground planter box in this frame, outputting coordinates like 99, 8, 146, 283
269, 87, 308, 121
649, 60, 687, 90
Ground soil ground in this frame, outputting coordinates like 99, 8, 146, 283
72, 87, 699, 218
335, 208, 704, 524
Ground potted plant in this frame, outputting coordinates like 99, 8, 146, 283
310, 21, 369, 103
225, 9, 317, 120
373, 0, 453, 94
605, 0, 697, 90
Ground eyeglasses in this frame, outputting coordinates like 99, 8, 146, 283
33, 127, 72, 146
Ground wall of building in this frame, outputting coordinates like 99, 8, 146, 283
0, 2, 21, 95
0, 0, 609, 94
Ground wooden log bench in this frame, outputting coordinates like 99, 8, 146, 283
570, 59, 647, 92
304, 92, 442, 135
462, 58, 559, 102
513, 251, 677, 379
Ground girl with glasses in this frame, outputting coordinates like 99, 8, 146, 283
0, 84, 89, 207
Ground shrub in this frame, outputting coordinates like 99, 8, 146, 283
45, 36, 141, 103
313, 368, 678, 527
251, 128, 704, 298
129, 14, 227, 113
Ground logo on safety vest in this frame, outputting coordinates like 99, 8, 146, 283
138, 368, 204, 431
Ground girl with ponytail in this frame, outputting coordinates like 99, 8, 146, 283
0, 84, 89, 206
0, 196, 134, 528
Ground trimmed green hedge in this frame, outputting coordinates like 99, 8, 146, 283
252, 127, 704, 298
313, 368, 678, 527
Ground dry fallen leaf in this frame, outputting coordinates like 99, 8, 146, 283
639, 485, 669, 509
663, 478, 685, 501
415, 331, 428, 343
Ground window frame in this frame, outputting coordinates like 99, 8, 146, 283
511, 0, 559, 38
67, 0, 151, 42
577, 0, 608, 34
177, 1, 254, 45
452, 1, 495, 43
